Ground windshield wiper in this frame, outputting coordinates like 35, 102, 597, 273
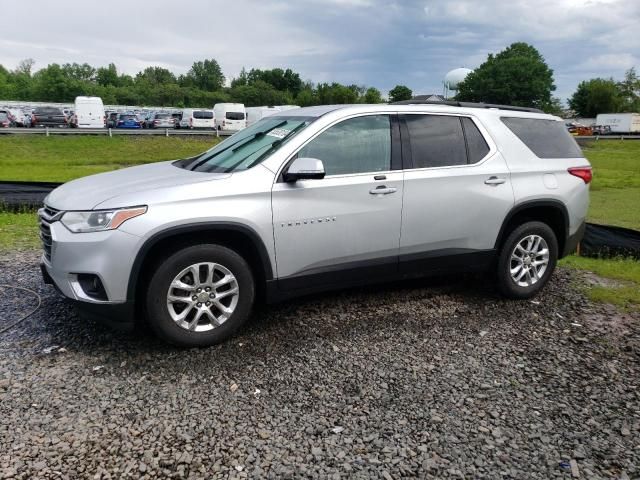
244, 122, 308, 169
189, 121, 288, 171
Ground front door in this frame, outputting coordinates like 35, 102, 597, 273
272, 114, 403, 290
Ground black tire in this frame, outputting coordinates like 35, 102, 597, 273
497, 221, 558, 299
145, 244, 255, 347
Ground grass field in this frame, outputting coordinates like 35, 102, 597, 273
583, 141, 640, 230
0, 135, 219, 182
0, 136, 638, 309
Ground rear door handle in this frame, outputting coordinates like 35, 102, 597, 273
484, 176, 506, 185
369, 186, 397, 195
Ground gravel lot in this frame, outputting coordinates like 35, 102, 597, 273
1, 252, 638, 479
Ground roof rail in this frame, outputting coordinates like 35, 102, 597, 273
390, 99, 544, 114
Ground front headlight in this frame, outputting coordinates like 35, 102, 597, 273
61, 206, 147, 233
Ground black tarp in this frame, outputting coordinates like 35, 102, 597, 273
0, 181, 61, 210
581, 223, 640, 259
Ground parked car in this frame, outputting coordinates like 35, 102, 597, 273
148, 112, 175, 129
21, 111, 32, 127
39, 102, 591, 347
106, 112, 119, 128
8, 108, 28, 127
592, 125, 612, 136
32, 107, 68, 127
115, 113, 144, 129
74, 96, 105, 128
0, 111, 12, 128
179, 109, 215, 129
171, 112, 182, 128
213, 103, 246, 131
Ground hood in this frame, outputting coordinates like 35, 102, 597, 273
46, 160, 230, 210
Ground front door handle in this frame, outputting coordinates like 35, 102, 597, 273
369, 186, 397, 195
484, 176, 506, 186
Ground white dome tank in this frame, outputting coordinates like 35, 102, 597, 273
443, 68, 473, 91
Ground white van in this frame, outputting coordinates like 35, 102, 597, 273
213, 103, 246, 131
74, 96, 105, 128
179, 109, 215, 129
245, 106, 280, 127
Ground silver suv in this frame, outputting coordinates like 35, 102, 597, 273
39, 102, 591, 347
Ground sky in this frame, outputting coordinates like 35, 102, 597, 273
1, 0, 639, 101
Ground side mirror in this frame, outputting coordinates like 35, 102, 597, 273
283, 157, 326, 182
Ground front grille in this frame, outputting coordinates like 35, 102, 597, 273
38, 205, 62, 262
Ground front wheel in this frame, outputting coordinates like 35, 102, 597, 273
146, 244, 255, 347
497, 221, 558, 299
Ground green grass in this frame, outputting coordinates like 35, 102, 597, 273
560, 255, 640, 312
0, 135, 219, 182
582, 141, 640, 230
0, 211, 39, 252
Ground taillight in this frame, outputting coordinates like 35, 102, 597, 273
568, 167, 592, 184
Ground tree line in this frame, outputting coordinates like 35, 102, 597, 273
0, 58, 404, 107
1, 43, 637, 117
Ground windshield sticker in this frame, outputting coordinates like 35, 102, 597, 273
267, 128, 291, 139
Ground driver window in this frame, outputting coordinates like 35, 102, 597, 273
297, 115, 391, 176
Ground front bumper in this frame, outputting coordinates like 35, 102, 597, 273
39, 216, 142, 326
41, 261, 136, 329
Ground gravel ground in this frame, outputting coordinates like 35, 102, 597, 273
0, 251, 638, 479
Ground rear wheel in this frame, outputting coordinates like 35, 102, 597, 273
146, 244, 255, 347
497, 221, 558, 299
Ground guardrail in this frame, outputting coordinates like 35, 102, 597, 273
0, 127, 235, 137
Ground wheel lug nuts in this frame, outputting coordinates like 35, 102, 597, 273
206, 301, 211, 306
192, 295, 197, 300
205, 287, 211, 292
196, 302, 202, 307
209, 293, 215, 298
196, 288, 202, 292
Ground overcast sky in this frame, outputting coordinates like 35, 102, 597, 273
2, 0, 639, 101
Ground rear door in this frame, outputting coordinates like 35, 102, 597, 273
272, 114, 403, 289
398, 113, 514, 274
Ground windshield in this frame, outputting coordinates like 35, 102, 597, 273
185, 116, 312, 173
120, 114, 137, 120
226, 112, 245, 120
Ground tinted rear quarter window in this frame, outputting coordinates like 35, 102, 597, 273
35, 108, 62, 115
501, 117, 583, 158
404, 115, 467, 168
461, 117, 490, 164
194, 111, 214, 119
226, 112, 245, 120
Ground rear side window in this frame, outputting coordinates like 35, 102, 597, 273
501, 117, 583, 158
461, 117, 490, 164
35, 107, 62, 115
226, 112, 245, 120
403, 115, 467, 168
194, 111, 214, 119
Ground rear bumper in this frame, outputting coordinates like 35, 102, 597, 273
562, 221, 586, 257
